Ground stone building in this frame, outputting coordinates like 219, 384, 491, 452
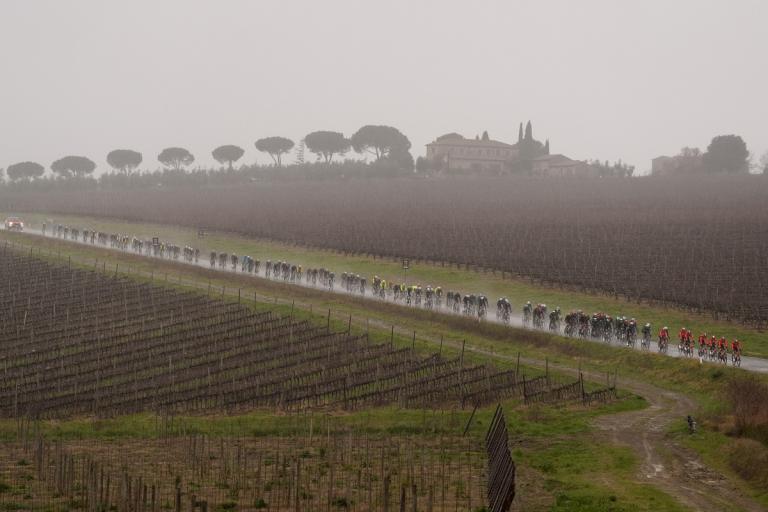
425, 132, 519, 174
425, 122, 599, 177
531, 154, 597, 177
651, 149, 703, 176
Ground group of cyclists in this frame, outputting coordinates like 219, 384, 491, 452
657, 327, 743, 367
41, 221, 747, 367
516, 303, 745, 367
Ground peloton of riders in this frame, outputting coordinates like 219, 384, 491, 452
670, 326, 743, 366
42, 221, 750, 367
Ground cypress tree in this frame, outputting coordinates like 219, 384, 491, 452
525, 121, 533, 141
518, 123, 523, 143
544, 139, 550, 155
481, 131, 490, 141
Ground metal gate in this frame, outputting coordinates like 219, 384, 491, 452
486, 404, 515, 512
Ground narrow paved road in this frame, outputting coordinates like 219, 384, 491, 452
14, 227, 768, 374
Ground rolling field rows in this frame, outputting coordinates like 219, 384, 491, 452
1, 428, 487, 511
13, 218, 766, 370
5, 176, 768, 326
0, 248, 606, 420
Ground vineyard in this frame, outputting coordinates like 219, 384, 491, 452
0, 248, 581, 510
0, 247, 608, 421
0, 427, 488, 511
3, 175, 767, 327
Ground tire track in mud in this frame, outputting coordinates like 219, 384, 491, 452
429, 333, 764, 511
592, 381, 763, 512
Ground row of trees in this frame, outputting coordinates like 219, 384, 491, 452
586, 160, 636, 178
2, 125, 413, 181
658, 135, 765, 175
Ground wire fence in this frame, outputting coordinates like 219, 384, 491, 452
3, 238, 621, 414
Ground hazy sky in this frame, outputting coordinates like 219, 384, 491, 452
1, 0, 766, 175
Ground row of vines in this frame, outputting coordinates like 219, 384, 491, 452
0, 249, 520, 510
0, 248, 605, 420
1, 422, 487, 511
3, 175, 766, 326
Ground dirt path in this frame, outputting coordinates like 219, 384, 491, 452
591, 378, 763, 512
366, 316, 765, 511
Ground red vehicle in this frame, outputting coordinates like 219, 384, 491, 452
4, 217, 24, 232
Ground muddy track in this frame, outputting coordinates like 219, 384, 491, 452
592, 379, 763, 512
365, 317, 765, 511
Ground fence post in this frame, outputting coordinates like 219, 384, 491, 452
383, 475, 391, 512
522, 375, 527, 404
460, 340, 466, 408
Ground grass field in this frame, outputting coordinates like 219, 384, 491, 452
2, 396, 681, 512
8, 211, 766, 359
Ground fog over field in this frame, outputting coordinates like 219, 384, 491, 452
1, 0, 766, 174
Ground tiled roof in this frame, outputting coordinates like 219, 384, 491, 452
532, 154, 581, 166
427, 136, 516, 149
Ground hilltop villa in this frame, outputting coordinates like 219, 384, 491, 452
424, 121, 587, 176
